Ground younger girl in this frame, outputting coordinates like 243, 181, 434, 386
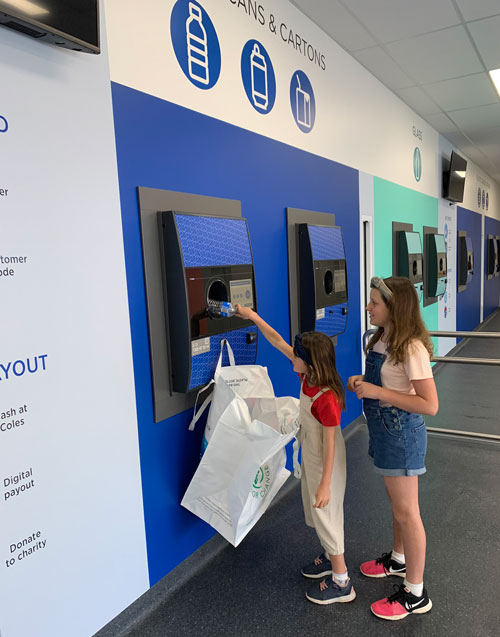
348, 276, 438, 621
235, 304, 355, 606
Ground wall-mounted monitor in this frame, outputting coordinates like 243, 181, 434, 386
443, 151, 467, 203
0, 1, 99, 54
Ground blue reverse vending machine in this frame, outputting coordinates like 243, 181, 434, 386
297, 223, 348, 336
159, 212, 258, 393
458, 232, 474, 290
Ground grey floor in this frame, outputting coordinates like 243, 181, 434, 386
96, 310, 500, 637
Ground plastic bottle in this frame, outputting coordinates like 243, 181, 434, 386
186, 2, 209, 85
207, 300, 236, 318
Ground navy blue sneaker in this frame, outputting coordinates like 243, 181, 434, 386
301, 554, 332, 579
306, 576, 356, 605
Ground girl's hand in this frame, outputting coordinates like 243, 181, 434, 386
354, 381, 380, 400
235, 304, 255, 321
347, 375, 364, 392
313, 482, 330, 508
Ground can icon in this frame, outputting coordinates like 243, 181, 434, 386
250, 43, 268, 110
186, 2, 209, 85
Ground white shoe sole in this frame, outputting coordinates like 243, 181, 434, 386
360, 567, 406, 579
371, 599, 432, 620
301, 569, 332, 579
306, 588, 356, 605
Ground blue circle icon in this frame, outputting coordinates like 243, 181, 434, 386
171, 0, 221, 90
0, 115, 8, 133
482, 190, 485, 209
413, 147, 422, 182
290, 71, 315, 133
486, 192, 489, 210
241, 40, 276, 114
478, 187, 481, 207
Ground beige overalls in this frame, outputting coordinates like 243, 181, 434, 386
299, 385, 346, 556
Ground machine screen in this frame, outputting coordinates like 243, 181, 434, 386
230, 279, 254, 308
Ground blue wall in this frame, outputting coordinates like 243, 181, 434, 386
457, 206, 482, 331
111, 82, 362, 585
484, 216, 500, 319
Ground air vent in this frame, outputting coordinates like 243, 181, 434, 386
3, 20, 45, 38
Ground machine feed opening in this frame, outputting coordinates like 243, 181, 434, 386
324, 270, 334, 295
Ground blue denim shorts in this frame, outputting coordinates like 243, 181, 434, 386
363, 405, 427, 477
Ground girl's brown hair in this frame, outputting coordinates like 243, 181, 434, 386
294, 331, 346, 410
366, 276, 433, 364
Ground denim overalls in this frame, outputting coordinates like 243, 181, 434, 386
363, 349, 427, 476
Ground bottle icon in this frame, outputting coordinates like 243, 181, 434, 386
295, 74, 311, 129
250, 43, 268, 110
186, 2, 209, 85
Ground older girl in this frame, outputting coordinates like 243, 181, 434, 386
348, 276, 438, 621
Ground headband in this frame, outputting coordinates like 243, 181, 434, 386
294, 334, 313, 366
370, 276, 393, 300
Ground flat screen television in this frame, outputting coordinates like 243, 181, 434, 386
0, 1, 99, 54
443, 150, 467, 202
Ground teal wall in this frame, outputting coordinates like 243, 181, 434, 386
373, 177, 439, 337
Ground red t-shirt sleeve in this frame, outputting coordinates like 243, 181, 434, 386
312, 391, 341, 427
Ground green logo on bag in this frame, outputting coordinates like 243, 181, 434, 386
252, 464, 271, 498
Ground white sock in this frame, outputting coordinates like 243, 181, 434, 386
391, 549, 405, 564
404, 579, 423, 597
332, 570, 349, 586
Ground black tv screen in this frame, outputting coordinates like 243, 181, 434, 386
443, 151, 467, 202
0, 0, 99, 54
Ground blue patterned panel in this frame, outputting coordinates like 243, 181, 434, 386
315, 303, 348, 337
308, 225, 345, 261
189, 326, 258, 390
175, 214, 252, 267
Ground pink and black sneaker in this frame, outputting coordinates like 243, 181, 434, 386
371, 584, 432, 621
360, 551, 406, 578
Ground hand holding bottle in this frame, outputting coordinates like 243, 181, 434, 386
235, 304, 256, 321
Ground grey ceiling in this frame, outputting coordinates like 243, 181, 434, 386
290, 0, 500, 184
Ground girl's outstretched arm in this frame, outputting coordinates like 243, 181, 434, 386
235, 305, 294, 361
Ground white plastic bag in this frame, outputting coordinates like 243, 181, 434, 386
182, 390, 300, 547
189, 340, 275, 453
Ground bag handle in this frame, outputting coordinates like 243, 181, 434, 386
189, 340, 235, 431
188, 380, 214, 431
215, 338, 235, 373
292, 437, 302, 479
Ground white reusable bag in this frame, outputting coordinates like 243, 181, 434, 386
181, 390, 300, 546
189, 340, 275, 453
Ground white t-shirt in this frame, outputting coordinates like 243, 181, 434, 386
372, 338, 432, 404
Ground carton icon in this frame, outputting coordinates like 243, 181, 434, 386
295, 74, 311, 129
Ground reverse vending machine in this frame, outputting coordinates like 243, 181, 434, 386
159, 212, 257, 393
426, 233, 447, 298
487, 235, 499, 279
397, 230, 423, 300
458, 232, 474, 291
297, 223, 348, 336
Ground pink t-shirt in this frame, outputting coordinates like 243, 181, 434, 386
372, 338, 432, 404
